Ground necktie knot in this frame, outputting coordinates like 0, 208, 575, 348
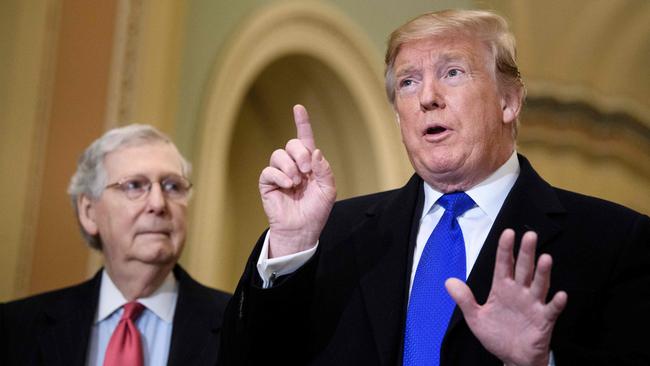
121, 301, 145, 322
437, 192, 475, 218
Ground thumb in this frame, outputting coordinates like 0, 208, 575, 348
312, 149, 336, 195
446, 278, 478, 318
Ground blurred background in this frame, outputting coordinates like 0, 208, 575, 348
1, 0, 648, 301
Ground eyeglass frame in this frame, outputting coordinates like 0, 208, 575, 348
104, 174, 193, 201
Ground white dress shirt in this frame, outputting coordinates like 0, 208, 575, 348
86, 270, 179, 366
410, 151, 519, 293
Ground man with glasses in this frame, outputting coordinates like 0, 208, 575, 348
1, 124, 230, 365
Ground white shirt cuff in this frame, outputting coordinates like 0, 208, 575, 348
256, 230, 318, 288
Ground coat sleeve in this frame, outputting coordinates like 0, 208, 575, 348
218, 229, 319, 365
553, 213, 650, 365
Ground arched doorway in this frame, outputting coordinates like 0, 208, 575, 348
185, 1, 409, 291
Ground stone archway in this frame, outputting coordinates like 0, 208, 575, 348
185, 1, 409, 290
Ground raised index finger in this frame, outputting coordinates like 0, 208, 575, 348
293, 104, 316, 151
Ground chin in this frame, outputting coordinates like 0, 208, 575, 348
417, 163, 475, 191
137, 243, 180, 265
140, 254, 177, 266
418, 158, 461, 177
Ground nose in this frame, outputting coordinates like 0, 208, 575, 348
419, 77, 445, 111
145, 182, 168, 214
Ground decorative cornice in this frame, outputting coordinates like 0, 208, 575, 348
521, 96, 650, 178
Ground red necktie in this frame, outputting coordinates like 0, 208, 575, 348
104, 301, 145, 366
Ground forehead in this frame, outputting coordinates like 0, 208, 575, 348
394, 34, 492, 71
103, 142, 184, 179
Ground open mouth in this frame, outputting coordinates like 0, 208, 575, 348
425, 126, 447, 135
423, 125, 449, 138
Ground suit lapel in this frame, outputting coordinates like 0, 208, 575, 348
446, 154, 565, 335
350, 156, 565, 363
167, 266, 221, 366
39, 271, 101, 366
354, 175, 423, 366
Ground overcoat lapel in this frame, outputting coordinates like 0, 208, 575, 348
446, 154, 565, 335
354, 175, 423, 365
167, 266, 221, 366
38, 271, 101, 365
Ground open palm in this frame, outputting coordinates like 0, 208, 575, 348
446, 230, 567, 366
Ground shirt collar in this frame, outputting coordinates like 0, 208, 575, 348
95, 269, 179, 324
422, 151, 520, 220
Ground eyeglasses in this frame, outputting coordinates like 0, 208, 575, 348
105, 174, 193, 201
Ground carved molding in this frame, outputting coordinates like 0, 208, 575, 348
104, 0, 144, 129
521, 96, 650, 179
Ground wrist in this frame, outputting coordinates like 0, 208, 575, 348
268, 230, 318, 258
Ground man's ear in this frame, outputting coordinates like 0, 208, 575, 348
501, 86, 523, 125
77, 195, 99, 235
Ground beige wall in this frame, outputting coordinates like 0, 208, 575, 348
0, 0, 56, 301
29, 0, 119, 295
1, 0, 648, 300
0, 0, 118, 299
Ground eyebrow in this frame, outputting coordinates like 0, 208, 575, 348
395, 65, 420, 78
395, 51, 471, 76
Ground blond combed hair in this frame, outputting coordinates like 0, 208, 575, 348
384, 9, 526, 112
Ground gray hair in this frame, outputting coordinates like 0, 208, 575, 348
68, 124, 191, 249
384, 9, 526, 136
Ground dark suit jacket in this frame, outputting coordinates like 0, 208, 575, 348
220, 155, 650, 365
1, 265, 231, 365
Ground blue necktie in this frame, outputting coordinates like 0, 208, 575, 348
403, 192, 476, 366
